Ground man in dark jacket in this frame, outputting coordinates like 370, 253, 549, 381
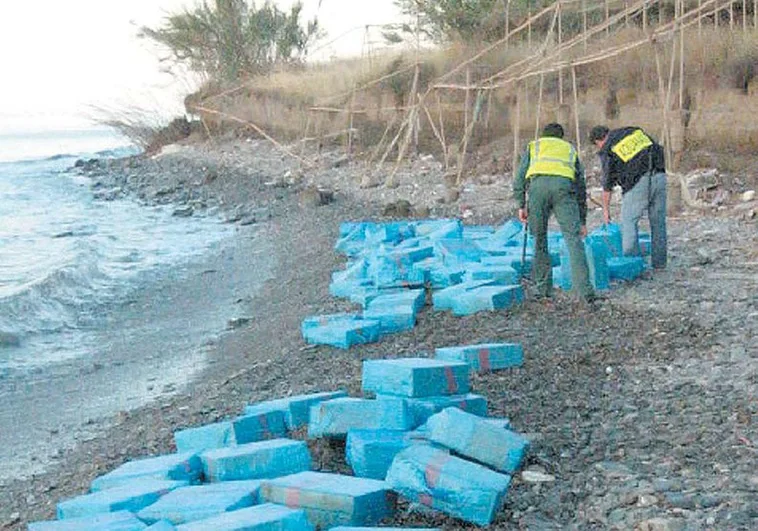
589, 125, 667, 269
513, 123, 594, 301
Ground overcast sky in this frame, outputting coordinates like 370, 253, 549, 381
0, 0, 401, 133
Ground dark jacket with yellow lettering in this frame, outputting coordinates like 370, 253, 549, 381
598, 127, 665, 194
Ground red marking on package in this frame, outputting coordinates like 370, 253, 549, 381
424, 453, 450, 489
418, 493, 434, 507
444, 367, 458, 393
478, 348, 491, 372
285, 487, 301, 507
258, 414, 270, 438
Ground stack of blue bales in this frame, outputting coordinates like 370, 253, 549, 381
302, 219, 649, 349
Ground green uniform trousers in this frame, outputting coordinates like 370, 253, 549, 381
527, 176, 594, 299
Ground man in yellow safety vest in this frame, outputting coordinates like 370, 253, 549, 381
513, 123, 595, 301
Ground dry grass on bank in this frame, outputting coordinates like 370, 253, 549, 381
189, 27, 758, 175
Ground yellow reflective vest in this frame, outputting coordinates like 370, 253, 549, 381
525, 137, 577, 180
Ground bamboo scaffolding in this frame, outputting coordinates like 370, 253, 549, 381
484, 0, 724, 89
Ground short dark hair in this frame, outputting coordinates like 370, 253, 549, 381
589, 125, 610, 143
542, 123, 564, 139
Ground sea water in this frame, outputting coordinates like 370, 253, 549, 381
0, 128, 234, 374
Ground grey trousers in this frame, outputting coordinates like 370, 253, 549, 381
621, 172, 668, 269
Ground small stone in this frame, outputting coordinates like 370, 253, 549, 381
172, 205, 194, 217
522, 470, 556, 483
743, 190, 756, 202
637, 493, 658, 507
665, 492, 697, 510
637, 518, 685, 531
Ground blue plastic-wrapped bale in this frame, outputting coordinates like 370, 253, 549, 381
335, 225, 368, 257
175, 503, 313, 531
425, 408, 529, 474
346, 429, 431, 480
90, 452, 202, 492
329, 279, 374, 300
174, 410, 287, 453
435, 343, 523, 373
331, 528, 439, 531
385, 445, 511, 526
362, 306, 415, 335
301, 315, 381, 349
608, 256, 646, 281
490, 218, 523, 244
584, 236, 611, 290
367, 289, 425, 313
377, 393, 487, 427
591, 223, 623, 258
368, 247, 430, 289
431, 279, 502, 311
428, 266, 465, 289
201, 439, 311, 482
362, 358, 470, 398
332, 258, 368, 283
450, 285, 523, 316
146, 521, 176, 530
244, 391, 348, 430
409, 257, 441, 284
420, 219, 462, 240
29, 511, 148, 531
462, 225, 495, 240
57, 479, 186, 519
137, 481, 261, 525
261, 471, 396, 529
307, 398, 413, 438
559, 237, 611, 291
433, 239, 484, 267
414, 416, 510, 438
462, 264, 518, 284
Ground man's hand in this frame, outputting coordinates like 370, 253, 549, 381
518, 208, 528, 223
580, 225, 588, 238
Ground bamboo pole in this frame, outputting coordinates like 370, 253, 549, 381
744, 0, 748, 30
653, 42, 671, 168
456, 90, 484, 185
754, 0, 757, 28
535, 73, 545, 139
368, 114, 398, 164
464, 68, 471, 139
421, 99, 447, 165
571, 66, 581, 154
583, 0, 589, 49
698, 0, 703, 33
730, 0, 735, 28
528, 7, 533, 47
679, 0, 685, 114
642, 2, 647, 33
512, 84, 522, 180
715, 0, 720, 27
605, 0, 611, 34
558, 2, 564, 105
190, 105, 313, 167
346, 85, 356, 159
505, 0, 511, 48
436, 92, 449, 170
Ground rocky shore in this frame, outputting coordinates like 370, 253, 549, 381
1, 137, 757, 530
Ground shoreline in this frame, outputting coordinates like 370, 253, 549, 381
2, 139, 757, 529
